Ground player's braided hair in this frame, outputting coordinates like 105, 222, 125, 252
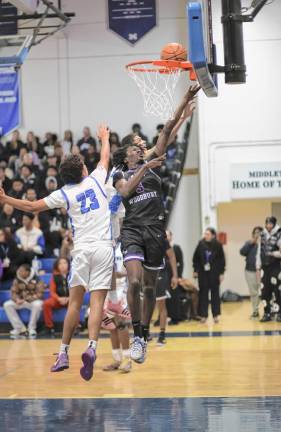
59, 154, 84, 184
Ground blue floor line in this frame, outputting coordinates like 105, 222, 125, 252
1, 329, 281, 340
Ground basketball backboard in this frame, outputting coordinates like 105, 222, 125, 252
187, 1, 218, 97
0, 35, 32, 68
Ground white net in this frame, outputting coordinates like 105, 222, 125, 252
128, 64, 182, 121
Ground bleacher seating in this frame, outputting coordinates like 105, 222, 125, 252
0, 258, 91, 330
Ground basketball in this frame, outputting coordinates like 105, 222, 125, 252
160, 42, 187, 61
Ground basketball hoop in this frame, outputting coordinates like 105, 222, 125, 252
126, 59, 196, 120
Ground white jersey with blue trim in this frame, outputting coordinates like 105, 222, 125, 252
44, 165, 112, 248
106, 168, 125, 241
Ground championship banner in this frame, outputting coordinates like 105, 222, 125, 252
0, 70, 20, 137
108, 0, 156, 45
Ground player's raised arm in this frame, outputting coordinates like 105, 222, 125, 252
0, 187, 48, 213
97, 124, 110, 171
154, 84, 200, 156
114, 155, 166, 198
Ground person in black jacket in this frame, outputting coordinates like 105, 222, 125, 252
0, 228, 23, 280
257, 217, 281, 322
193, 227, 226, 323
240, 226, 263, 319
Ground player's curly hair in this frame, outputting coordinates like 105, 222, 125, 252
59, 154, 84, 184
112, 146, 129, 170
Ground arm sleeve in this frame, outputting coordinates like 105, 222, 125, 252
44, 190, 67, 210
91, 165, 107, 184
218, 245, 226, 274
192, 244, 200, 272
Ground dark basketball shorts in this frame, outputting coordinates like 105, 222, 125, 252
121, 224, 166, 271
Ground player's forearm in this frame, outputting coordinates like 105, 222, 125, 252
117, 165, 147, 197
167, 248, 178, 278
167, 117, 185, 146
99, 136, 110, 168
155, 95, 189, 155
2, 195, 35, 212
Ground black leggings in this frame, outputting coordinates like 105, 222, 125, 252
198, 272, 221, 318
261, 265, 281, 314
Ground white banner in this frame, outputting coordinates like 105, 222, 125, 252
230, 162, 281, 199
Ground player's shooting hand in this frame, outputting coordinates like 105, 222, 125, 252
145, 154, 166, 170
97, 124, 110, 141
133, 135, 147, 152
185, 84, 201, 101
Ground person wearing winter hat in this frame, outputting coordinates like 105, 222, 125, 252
256, 216, 281, 322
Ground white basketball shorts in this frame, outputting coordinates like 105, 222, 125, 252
68, 241, 114, 292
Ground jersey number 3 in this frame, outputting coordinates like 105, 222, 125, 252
76, 189, 100, 214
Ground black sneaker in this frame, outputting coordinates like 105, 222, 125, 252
147, 333, 153, 342
157, 335, 166, 346
250, 312, 259, 319
260, 314, 271, 322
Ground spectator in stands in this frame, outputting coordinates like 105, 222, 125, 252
193, 227, 226, 323
240, 226, 263, 319
25, 187, 37, 202
0, 167, 12, 192
60, 230, 73, 260
3, 263, 45, 338
15, 212, 45, 263
77, 126, 97, 155
0, 228, 22, 281
5, 130, 26, 160
0, 203, 21, 233
43, 133, 57, 157
54, 144, 63, 163
41, 258, 70, 335
41, 206, 69, 257
22, 152, 41, 173
131, 123, 148, 143
18, 165, 38, 192
165, 135, 178, 172
26, 131, 44, 159
109, 132, 121, 154
13, 147, 28, 173
84, 143, 100, 172
9, 178, 24, 199
62, 130, 73, 155
152, 124, 164, 145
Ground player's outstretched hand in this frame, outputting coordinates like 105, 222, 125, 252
97, 124, 110, 141
145, 154, 166, 169
0, 187, 6, 203
185, 84, 201, 102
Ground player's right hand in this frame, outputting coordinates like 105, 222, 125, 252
97, 124, 110, 141
185, 84, 201, 101
145, 154, 166, 169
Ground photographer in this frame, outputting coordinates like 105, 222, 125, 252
257, 217, 281, 322
240, 226, 263, 319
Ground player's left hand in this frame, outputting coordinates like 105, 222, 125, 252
182, 100, 196, 119
97, 124, 110, 141
171, 276, 178, 289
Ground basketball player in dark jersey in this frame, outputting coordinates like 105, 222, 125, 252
113, 84, 200, 363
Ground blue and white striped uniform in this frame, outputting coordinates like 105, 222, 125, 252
44, 165, 113, 291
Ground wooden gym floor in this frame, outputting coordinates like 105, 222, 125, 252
1, 301, 281, 431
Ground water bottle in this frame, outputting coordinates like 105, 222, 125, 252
32, 256, 40, 275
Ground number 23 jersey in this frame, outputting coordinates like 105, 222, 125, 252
44, 165, 112, 248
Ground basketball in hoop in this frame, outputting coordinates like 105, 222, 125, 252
126, 45, 196, 120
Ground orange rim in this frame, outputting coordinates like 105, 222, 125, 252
126, 59, 196, 79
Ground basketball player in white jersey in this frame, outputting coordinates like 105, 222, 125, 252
0, 125, 113, 381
